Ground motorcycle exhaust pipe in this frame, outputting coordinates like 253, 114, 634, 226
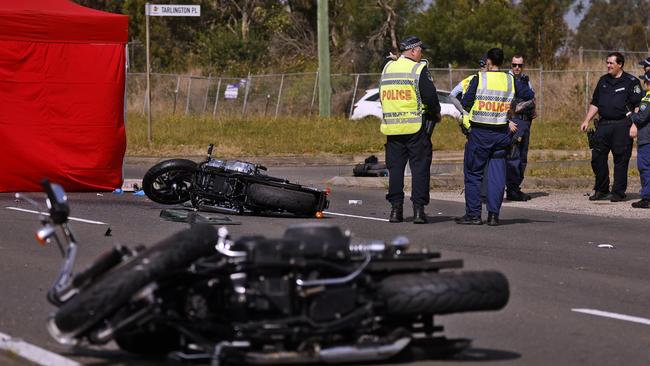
244, 337, 411, 365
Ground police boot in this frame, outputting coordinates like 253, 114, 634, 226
389, 203, 403, 223
413, 204, 427, 224
487, 212, 499, 226
631, 199, 650, 209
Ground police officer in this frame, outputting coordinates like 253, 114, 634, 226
506, 54, 536, 201
380, 35, 441, 224
628, 71, 650, 208
455, 48, 533, 226
579, 52, 643, 202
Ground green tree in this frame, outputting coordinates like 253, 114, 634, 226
410, 0, 526, 67
574, 0, 650, 51
519, 0, 572, 68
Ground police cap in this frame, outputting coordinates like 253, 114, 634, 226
399, 35, 429, 51
640, 71, 650, 82
639, 57, 650, 68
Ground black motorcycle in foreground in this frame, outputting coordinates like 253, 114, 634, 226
143, 144, 329, 217
19, 180, 510, 365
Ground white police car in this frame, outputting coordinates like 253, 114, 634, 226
350, 88, 462, 120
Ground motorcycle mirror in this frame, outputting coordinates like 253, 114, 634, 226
389, 236, 410, 251
42, 180, 70, 225
207, 144, 214, 158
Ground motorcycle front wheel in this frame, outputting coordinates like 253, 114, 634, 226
52, 225, 218, 341
378, 271, 509, 316
247, 184, 318, 216
142, 159, 197, 204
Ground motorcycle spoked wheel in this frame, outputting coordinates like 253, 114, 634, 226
52, 225, 218, 341
246, 184, 318, 216
142, 159, 197, 204
378, 271, 509, 316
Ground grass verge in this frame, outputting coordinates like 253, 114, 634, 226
125, 113, 591, 156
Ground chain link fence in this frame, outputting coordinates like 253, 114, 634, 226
127, 59, 648, 123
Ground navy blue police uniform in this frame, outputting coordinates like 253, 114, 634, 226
506, 71, 535, 200
590, 71, 642, 200
380, 36, 441, 223
457, 65, 533, 225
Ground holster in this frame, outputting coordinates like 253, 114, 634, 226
587, 127, 597, 151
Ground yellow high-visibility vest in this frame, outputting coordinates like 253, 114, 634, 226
469, 71, 515, 126
461, 75, 475, 94
379, 57, 426, 135
643, 91, 650, 103
460, 75, 477, 130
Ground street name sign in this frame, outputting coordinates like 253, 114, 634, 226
146, 4, 200, 17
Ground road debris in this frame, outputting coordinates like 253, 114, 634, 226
160, 208, 241, 225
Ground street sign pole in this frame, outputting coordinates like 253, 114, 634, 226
145, 3, 152, 143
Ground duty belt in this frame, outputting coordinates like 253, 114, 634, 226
597, 118, 629, 126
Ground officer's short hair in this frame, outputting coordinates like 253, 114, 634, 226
487, 48, 504, 67
512, 54, 524, 60
607, 52, 625, 67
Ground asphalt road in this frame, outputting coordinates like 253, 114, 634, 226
1, 164, 649, 366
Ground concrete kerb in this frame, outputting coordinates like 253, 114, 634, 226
325, 175, 594, 191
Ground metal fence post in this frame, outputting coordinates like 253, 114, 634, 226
448, 63, 452, 91
538, 67, 543, 122
309, 71, 319, 115
585, 71, 589, 113
185, 74, 193, 115
172, 75, 180, 114
202, 73, 212, 114
348, 73, 360, 118
274, 74, 285, 118
579, 46, 583, 66
213, 78, 222, 117
242, 73, 252, 116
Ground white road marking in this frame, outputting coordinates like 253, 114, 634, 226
0, 331, 80, 366
5, 207, 108, 225
572, 308, 650, 326
324, 211, 389, 222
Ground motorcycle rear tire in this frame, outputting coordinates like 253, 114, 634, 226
52, 225, 217, 338
378, 271, 509, 316
143, 159, 197, 204
247, 184, 318, 215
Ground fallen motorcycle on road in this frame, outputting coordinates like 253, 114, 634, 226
142, 144, 329, 218
19, 180, 510, 365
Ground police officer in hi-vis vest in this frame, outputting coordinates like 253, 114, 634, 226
456, 47, 533, 226
379, 35, 441, 224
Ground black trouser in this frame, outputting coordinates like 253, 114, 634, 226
591, 122, 633, 196
385, 126, 433, 206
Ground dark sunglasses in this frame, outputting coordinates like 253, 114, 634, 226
511, 63, 524, 68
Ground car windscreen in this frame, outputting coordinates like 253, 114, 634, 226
366, 93, 380, 102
